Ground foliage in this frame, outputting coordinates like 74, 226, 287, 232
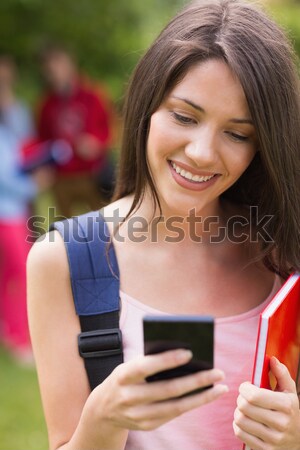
267, 2, 300, 63
0, 0, 299, 102
0, 0, 184, 102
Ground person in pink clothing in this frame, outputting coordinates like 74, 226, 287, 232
27, 1, 300, 449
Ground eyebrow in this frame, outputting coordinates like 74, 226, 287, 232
171, 96, 254, 125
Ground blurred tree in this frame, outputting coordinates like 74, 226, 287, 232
266, 1, 300, 63
0, 0, 299, 103
0, 0, 183, 101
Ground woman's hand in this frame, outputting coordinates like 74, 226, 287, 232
233, 356, 300, 450
85, 348, 228, 432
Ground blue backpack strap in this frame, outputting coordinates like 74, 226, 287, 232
49, 210, 123, 390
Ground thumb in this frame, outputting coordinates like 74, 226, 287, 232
270, 356, 297, 394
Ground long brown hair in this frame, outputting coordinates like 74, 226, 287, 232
113, 0, 300, 276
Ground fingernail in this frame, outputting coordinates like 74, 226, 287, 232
176, 349, 193, 362
211, 369, 225, 381
273, 356, 283, 368
215, 384, 229, 394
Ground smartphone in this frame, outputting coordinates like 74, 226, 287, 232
143, 315, 214, 393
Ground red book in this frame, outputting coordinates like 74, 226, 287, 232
244, 272, 300, 450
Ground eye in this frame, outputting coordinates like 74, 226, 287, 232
171, 112, 197, 125
226, 131, 249, 143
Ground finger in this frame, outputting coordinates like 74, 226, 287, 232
233, 421, 266, 450
234, 407, 282, 443
136, 383, 229, 423
132, 368, 226, 403
239, 381, 294, 413
237, 394, 288, 431
270, 356, 297, 394
118, 349, 194, 384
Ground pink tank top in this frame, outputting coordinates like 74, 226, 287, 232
119, 276, 282, 450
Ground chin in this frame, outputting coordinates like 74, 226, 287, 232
158, 195, 212, 219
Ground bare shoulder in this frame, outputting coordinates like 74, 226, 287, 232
27, 229, 71, 326
101, 196, 134, 221
27, 230, 68, 276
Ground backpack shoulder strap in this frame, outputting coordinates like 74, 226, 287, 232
49, 211, 123, 390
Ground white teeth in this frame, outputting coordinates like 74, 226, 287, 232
171, 161, 215, 183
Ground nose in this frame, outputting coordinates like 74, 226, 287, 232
184, 126, 218, 167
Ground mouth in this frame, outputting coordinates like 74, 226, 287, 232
169, 160, 218, 184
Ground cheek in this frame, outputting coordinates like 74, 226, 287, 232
147, 112, 180, 159
230, 147, 257, 177
148, 114, 168, 149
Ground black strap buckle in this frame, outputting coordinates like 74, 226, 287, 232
78, 328, 122, 359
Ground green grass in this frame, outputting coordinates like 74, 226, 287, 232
0, 347, 48, 450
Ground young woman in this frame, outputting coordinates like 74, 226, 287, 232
27, 1, 300, 449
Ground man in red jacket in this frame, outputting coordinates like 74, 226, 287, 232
37, 45, 114, 217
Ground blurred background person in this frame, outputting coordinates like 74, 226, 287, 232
0, 55, 34, 141
36, 44, 116, 217
0, 55, 53, 364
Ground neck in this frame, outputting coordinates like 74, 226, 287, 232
53, 75, 78, 96
113, 192, 232, 246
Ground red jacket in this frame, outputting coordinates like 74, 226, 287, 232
37, 79, 112, 175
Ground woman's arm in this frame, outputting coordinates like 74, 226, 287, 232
27, 231, 228, 450
27, 230, 130, 450
233, 357, 300, 450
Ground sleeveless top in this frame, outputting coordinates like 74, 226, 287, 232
119, 276, 282, 450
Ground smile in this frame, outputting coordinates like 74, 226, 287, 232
170, 161, 216, 183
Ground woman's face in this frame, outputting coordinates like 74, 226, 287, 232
146, 59, 257, 217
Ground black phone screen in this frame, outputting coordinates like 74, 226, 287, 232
143, 315, 214, 391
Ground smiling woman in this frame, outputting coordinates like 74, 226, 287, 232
27, 1, 300, 450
